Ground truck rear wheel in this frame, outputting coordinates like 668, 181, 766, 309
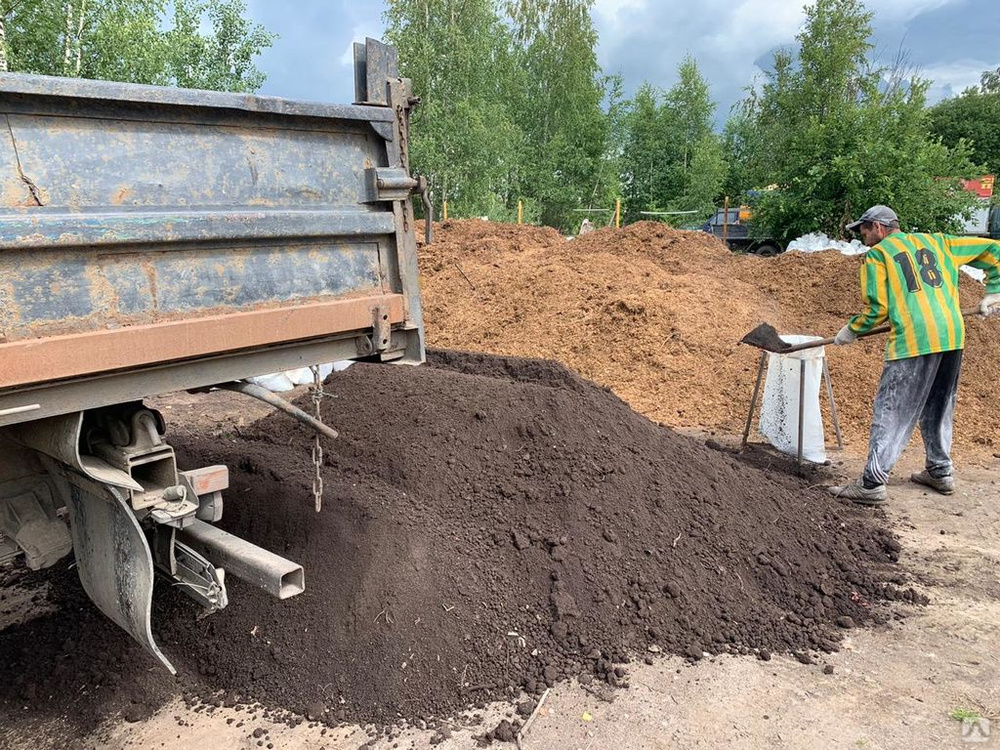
752, 241, 782, 257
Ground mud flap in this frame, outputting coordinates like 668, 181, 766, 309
62, 471, 175, 674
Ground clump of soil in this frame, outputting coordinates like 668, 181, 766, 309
418, 219, 999, 460
0, 350, 920, 740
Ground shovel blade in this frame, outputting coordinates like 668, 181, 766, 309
740, 322, 792, 353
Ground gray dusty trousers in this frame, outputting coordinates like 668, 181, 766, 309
862, 349, 963, 488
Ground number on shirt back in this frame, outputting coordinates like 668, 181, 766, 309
893, 248, 943, 293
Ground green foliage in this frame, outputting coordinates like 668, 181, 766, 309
665, 56, 715, 171
620, 83, 670, 222
726, 0, 982, 240
0, 0, 274, 92
721, 108, 761, 199
386, 0, 613, 231
681, 134, 727, 220
982, 66, 1000, 94
662, 58, 724, 220
165, 0, 275, 92
620, 56, 725, 223
385, 0, 524, 220
2, 0, 168, 79
505, 0, 611, 231
928, 68, 1000, 179
948, 707, 982, 722
599, 72, 628, 216
387, 0, 721, 231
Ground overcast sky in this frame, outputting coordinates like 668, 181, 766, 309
245, 0, 999, 123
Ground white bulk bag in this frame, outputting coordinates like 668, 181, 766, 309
758, 335, 827, 464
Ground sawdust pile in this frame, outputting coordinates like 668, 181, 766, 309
419, 220, 999, 461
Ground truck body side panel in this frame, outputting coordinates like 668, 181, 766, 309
0, 69, 424, 424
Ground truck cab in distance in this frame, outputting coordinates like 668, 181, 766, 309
701, 205, 784, 257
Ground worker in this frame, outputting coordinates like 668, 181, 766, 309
827, 204, 1000, 505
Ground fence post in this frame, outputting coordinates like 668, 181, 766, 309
722, 196, 729, 244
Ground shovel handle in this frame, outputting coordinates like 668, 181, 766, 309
779, 304, 984, 354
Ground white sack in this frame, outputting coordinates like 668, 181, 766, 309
758, 335, 827, 464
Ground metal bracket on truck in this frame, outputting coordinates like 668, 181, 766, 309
0, 38, 425, 672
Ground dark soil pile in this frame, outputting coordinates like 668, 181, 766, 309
1, 350, 919, 741
419, 219, 1000, 461
0, 564, 178, 749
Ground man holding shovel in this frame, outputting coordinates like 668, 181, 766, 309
828, 205, 1000, 505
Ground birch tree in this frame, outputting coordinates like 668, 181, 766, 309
0, 0, 274, 92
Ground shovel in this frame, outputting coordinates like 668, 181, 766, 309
740, 305, 983, 354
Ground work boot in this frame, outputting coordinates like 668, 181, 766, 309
910, 470, 954, 495
827, 481, 887, 506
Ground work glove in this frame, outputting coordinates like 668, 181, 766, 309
834, 325, 858, 346
981, 293, 1000, 317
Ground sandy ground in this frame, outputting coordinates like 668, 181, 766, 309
4, 399, 999, 750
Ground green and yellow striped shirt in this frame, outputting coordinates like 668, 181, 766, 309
848, 233, 1000, 360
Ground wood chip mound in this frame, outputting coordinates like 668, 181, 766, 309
419, 219, 998, 460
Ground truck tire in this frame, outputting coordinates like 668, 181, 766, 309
752, 241, 782, 257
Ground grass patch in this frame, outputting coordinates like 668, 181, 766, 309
949, 707, 982, 721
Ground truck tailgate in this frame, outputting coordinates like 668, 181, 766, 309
0, 43, 423, 426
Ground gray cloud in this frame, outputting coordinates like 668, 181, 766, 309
250, 0, 386, 103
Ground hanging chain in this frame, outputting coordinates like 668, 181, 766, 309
395, 96, 411, 234
310, 365, 325, 513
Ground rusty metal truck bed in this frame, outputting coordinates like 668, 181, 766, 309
0, 39, 423, 427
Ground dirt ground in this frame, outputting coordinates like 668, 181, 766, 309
4, 391, 998, 750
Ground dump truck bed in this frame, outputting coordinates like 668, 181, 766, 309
0, 50, 423, 427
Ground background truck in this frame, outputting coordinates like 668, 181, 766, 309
0, 38, 424, 672
959, 175, 1000, 239
700, 204, 784, 256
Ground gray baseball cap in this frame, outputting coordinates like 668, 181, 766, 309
846, 205, 899, 231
